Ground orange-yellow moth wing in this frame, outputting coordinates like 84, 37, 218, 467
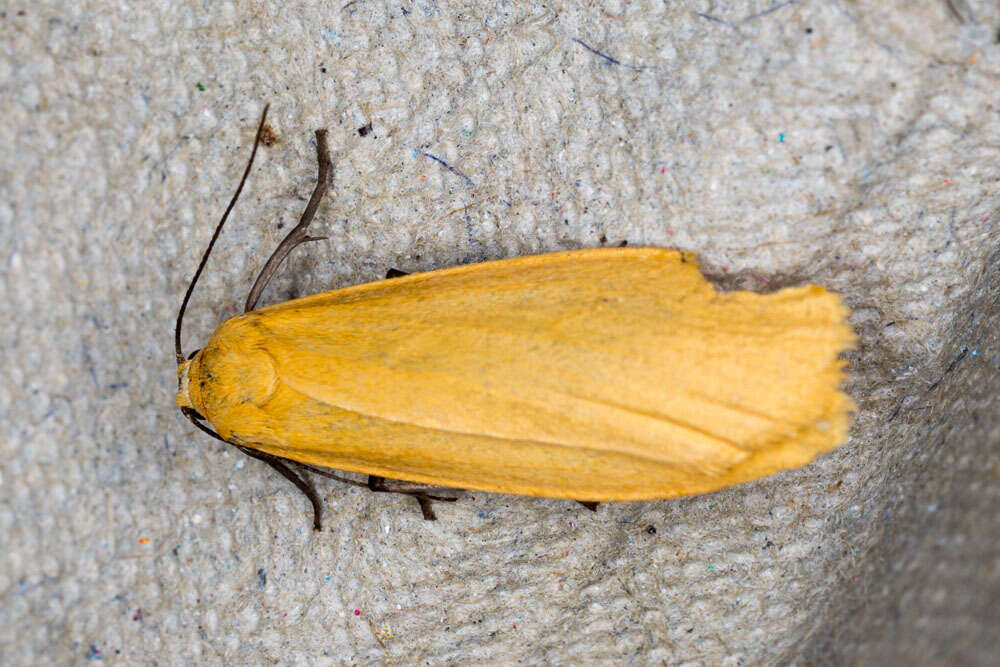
177, 247, 854, 500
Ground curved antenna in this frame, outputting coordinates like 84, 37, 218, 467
180, 406, 323, 530
174, 104, 270, 364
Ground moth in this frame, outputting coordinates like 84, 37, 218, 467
175, 106, 855, 529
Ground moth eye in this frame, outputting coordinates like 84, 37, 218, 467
183, 406, 206, 421
187, 348, 201, 360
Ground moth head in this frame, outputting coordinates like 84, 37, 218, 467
176, 350, 206, 420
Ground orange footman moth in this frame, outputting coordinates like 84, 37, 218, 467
175, 105, 855, 530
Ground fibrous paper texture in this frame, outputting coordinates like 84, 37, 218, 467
2, 1, 998, 663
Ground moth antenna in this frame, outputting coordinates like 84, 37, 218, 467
236, 446, 324, 531
174, 106, 326, 531
180, 407, 324, 530
175, 104, 270, 364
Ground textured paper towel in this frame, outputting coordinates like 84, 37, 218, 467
2, 0, 998, 663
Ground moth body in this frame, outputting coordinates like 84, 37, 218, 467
174, 109, 855, 526
177, 247, 854, 501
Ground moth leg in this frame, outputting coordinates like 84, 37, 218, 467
288, 462, 455, 521
367, 475, 457, 521
576, 501, 599, 512
413, 496, 439, 521
244, 128, 333, 313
